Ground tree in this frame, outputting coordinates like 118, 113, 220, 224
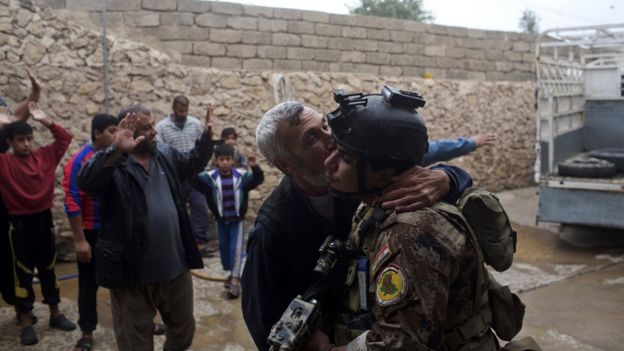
519, 9, 539, 34
348, 0, 435, 22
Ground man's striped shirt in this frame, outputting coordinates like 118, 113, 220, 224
156, 115, 203, 152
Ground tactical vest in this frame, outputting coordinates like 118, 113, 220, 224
333, 204, 382, 345
434, 201, 525, 349
334, 203, 500, 350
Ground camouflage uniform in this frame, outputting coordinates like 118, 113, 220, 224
334, 202, 499, 351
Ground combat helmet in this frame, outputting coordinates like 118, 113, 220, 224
326, 86, 429, 196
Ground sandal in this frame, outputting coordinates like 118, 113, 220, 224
228, 282, 241, 299
224, 275, 232, 289
74, 337, 93, 351
49, 314, 77, 331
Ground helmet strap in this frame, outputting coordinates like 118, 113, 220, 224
328, 159, 384, 199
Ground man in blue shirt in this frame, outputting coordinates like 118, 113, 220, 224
424, 133, 497, 166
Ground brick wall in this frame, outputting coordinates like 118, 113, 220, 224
34, 0, 537, 81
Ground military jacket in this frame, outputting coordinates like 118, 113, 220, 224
337, 202, 498, 351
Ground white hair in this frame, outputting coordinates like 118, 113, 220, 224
256, 101, 304, 166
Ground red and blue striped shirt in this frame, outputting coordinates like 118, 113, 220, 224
62, 144, 100, 230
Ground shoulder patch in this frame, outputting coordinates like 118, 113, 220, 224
375, 264, 407, 306
395, 208, 466, 256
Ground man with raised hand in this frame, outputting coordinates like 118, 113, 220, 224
79, 104, 214, 350
156, 96, 215, 256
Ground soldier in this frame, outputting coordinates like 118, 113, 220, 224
243, 101, 475, 350
306, 87, 499, 351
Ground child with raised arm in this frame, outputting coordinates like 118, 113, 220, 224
0, 103, 75, 345
196, 143, 263, 298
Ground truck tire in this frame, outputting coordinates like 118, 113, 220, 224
558, 157, 616, 178
588, 148, 624, 172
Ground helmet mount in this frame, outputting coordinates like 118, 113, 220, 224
327, 86, 429, 198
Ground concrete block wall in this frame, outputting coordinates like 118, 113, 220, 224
34, 0, 537, 81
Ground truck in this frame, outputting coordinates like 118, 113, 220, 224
535, 23, 624, 229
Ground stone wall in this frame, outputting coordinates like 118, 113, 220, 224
33, 0, 536, 81
1, 0, 536, 238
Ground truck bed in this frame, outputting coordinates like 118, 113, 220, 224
541, 174, 624, 192
538, 174, 624, 228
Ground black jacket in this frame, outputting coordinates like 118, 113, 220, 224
78, 133, 214, 289
241, 176, 359, 350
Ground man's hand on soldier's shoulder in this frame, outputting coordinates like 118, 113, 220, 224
380, 166, 449, 212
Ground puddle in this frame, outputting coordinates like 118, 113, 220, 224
595, 254, 624, 263
545, 330, 604, 351
603, 277, 624, 285
552, 264, 586, 275
490, 263, 562, 293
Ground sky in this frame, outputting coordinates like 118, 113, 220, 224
222, 0, 623, 33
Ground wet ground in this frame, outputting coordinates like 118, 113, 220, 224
496, 187, 624, 351
0, 253, 257, 351
1, 186, 623, 350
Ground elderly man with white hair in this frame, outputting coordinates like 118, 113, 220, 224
241, 101, 473, 350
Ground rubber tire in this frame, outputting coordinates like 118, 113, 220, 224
558, 157, 616, 178
588, 148, 624, 172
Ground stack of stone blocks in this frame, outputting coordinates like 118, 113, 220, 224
35, 0, 536, 81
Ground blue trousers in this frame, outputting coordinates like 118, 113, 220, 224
217, 221, 245, 278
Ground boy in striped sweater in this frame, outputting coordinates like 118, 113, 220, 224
63, 113, 118, 351
197, 143, 263, 298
